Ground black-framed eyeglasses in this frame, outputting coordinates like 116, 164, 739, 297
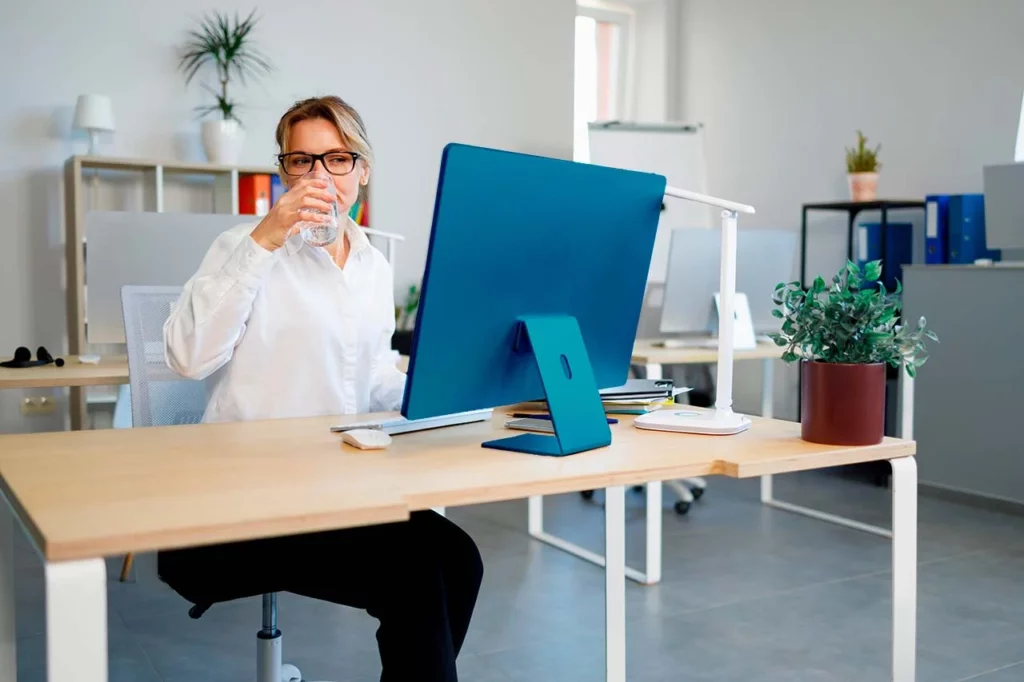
277, 151, 361, 177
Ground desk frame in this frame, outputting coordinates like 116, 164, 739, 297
1, 413, 918, 682
527, 352, 909, 586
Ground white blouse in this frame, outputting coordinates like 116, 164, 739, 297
164, 217, 407, 423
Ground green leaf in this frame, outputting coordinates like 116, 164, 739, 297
771, 309, 784, 319
864, 260, 882, 282
781, 351, 798, 363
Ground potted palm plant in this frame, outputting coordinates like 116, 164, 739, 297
846, 130, 881, 202
178, 10, 272, 164
770, 260, 937, 445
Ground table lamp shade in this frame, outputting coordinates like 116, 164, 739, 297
73, 95, 115, 133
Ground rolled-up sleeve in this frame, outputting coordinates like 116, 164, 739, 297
164, 226, 276, 380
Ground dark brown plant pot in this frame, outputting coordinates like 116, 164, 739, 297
801, 360, 886, 446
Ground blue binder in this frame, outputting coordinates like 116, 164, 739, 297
857, 221, 913, 290
925, 194, 950, 264
948, 194, 1001, 264
270, 174, 285, 206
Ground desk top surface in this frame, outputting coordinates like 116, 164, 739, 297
0, 409, 913, 563
633, 339, 783, 365
0, 355, 129, 389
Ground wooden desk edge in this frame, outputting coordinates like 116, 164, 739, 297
714, 440, 917, 478
43, 502, 410, 563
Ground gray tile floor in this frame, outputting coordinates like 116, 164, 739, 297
12, 471, 1024, 681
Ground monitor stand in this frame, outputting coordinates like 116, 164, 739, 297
482, 315, 612, 456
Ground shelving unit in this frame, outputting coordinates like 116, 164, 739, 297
63, 155, 278, 429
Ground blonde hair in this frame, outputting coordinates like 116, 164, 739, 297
275, 96, 374, 170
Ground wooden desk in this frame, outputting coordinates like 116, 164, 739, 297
0, 410, 918, 682
0, 355, 128, 390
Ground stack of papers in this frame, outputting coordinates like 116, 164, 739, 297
524, 379, 691, 415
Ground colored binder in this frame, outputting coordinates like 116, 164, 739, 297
948, 194, 1001, 264
239, 174, 272, 216
270, 174, 285, 207
925, 194, 950, 264
856, 221, 913, 290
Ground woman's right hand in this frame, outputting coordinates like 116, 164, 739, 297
250, 175, 336, 252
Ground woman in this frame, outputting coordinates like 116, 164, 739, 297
161, 96, 483, 682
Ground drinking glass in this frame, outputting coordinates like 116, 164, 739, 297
297, 170, 339, 247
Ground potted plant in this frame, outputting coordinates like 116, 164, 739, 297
392, 284, 420, 356
770, 260, 937, 445
845, 130, 881, 202
178, 10, 272, 164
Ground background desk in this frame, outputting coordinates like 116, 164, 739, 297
0, 356, 129, 432
1, 410, 918, 682
526, 339, 783, 585
0, 355, 127, 391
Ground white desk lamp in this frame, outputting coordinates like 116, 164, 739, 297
635, 186, 757, 436
73, 94, 115, 155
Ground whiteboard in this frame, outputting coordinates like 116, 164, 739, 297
588, 122, 712, 282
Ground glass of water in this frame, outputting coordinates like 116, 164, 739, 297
297, 170, 339, 247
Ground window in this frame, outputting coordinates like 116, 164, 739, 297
574, 2, 634, 162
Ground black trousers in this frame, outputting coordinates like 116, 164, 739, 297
159, 510, 484, 682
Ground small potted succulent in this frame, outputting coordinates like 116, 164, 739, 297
846, 130, 881, 202
770, 260, 937, 445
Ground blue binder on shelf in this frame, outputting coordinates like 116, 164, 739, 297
948, 194, 1001, 264
925, 194, 950, 264
270, 174, 285, 206
857, 221, 913, 290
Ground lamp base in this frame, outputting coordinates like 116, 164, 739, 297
634, 408, 751, 436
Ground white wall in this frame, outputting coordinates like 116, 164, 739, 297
671, 0, 1024, 420
0, 0, 575, 432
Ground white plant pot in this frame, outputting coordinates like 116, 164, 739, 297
201, 119, 245, 165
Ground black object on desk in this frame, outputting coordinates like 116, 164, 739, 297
799, 200, 926, 289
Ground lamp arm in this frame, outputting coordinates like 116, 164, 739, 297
664, 185, 755, 214
663, 187, 755, 415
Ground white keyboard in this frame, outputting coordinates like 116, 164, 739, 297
330, 408, 493, 435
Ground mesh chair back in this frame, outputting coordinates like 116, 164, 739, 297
121, 286, 207, 427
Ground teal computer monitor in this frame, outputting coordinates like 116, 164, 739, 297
401, 143, 666, 456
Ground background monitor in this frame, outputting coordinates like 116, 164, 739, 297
983, 162, 1024, 252
659, 227, 798, 336
86, 211, 245, 344
401, 143, 665, 452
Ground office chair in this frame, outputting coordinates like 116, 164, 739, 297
121, 285, 313, 682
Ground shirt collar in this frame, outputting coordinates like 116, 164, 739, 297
283, 216, 370, 257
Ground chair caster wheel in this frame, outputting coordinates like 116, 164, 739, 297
691, 486, 704, 501
280, 663, 302, 682
674, 501, 691, 515
580, 490, 595, 501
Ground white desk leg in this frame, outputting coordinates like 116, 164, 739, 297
644, 481, 662, 585
0, 499, 15, 682
759, 358, 775, 503
45, 559, 107, 682
891, 456, 918, 682
604, 485, 626, 682
527, 496, 543, 535
901, 368, 915, 440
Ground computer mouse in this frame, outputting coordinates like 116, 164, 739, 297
341, 428, 392, 450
